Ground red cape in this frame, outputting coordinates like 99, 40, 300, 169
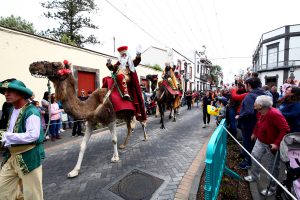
102, 72, 147, 122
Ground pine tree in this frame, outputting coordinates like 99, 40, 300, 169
41, 0, 100, 47
0, 15, 36, 34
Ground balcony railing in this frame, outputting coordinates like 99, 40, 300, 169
200, 74, 208, 81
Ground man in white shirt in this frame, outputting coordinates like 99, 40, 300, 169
0, 78, 45, 200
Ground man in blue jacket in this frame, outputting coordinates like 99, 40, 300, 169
238, 77, 265, 169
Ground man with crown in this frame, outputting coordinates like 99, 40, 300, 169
106, 46, 147, 121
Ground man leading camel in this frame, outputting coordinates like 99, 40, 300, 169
0, 79, 45, 200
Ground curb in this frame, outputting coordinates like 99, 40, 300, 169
174, 130, 213, 200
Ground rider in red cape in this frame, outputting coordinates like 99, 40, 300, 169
106, 46, 147, 122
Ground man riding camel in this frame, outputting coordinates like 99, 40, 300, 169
106, 46, 147, 121
161, 62, 178, 90
161, 62, 181, 109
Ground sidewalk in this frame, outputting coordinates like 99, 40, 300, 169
235, 129, 287, 200
248, 154, 286, 200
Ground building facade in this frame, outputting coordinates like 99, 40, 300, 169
141, 46, 196, 92
199, 58, 212, 91
0, 26, 162, 107
253, 24, 300, 87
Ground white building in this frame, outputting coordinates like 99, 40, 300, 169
141, 46, 196, 92
253, 24, 300, 87
0, 26, 162, 107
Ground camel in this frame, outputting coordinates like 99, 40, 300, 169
147, 74, 179, 129
29, 61, 148, 178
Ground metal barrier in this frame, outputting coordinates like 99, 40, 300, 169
204, 119, 241, 200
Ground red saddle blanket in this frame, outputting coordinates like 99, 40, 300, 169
162, 80, 181, 96
102, 77, 135, 113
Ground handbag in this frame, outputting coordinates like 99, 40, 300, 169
61, 113, 68, 122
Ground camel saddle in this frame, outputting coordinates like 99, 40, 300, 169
102, 76, 135, 113
160, 80, 182, 96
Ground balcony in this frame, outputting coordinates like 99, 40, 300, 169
256, 61, 290, 72
200, 74, 208, 81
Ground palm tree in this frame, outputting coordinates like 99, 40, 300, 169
208, 65, 223, 87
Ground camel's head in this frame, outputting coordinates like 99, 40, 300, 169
29, 60, 72, 82
146, 74, 158, 92
146, 74, 158, 82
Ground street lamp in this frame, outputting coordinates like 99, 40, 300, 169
289, 61, 295, 80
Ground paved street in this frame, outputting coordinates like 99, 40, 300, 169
21, 107, 214, 200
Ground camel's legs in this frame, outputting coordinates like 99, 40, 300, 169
68, 121, 93, 178
169, 106, 173, 119
141, 121, 148, 141
109, 121, 120, 162
159, 103, 165, 129
173, 107, 177, 122
119, 120, 132, 149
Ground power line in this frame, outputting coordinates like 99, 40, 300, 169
153, 0, 194, 51
173, 0, 199, 50
118, 0, 173, 48
187, 0, 208, 47
104, 0, 168, 48
136, 0, 186, 51
197, 0, 220, 58
212, 0, 226, 57
210, 56, 252, 60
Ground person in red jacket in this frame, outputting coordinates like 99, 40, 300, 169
230, 85, 248, 114
244, 95, 290, 196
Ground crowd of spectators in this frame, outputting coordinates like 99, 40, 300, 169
196, 73, 300, 197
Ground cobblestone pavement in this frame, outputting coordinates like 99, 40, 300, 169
41, 107, 214, 200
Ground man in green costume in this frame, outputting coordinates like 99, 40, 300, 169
0, 78, 45, 200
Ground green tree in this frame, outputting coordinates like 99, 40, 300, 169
41, 0, 99, 47
60, 34, 76, 45
0, 15, 36, 34
152, 64, 163, 71
146, 64, 163, 71
209, 65, 223, 85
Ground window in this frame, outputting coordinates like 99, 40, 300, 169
267, 43, 279, 69
190, 66, 192, 79
197, 62, 200, 74
177, 60, 182, 72
200, 64, 203, 75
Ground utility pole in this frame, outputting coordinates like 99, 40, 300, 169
113, 37, 115, 56
194, 50, 197, 92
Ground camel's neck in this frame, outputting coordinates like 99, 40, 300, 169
54, 75, 76, 101
53, 76, 100, 120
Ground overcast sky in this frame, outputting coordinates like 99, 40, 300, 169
1, 0, 300, 83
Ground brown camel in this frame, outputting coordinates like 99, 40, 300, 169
147, 74, 179, 129
29, 61, 148, 178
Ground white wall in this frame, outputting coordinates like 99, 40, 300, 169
293, 68, 300, 83
290, 25, 300, 33
261, 38, 285, 69
259, 70, 284, 86
0, 27, 162, 107
289, 36, 300, 66
141, 47, 168, 68
262, 27, 285, 40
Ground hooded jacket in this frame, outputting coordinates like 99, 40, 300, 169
239, 88, 265, 120
279, 102, 300, 132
